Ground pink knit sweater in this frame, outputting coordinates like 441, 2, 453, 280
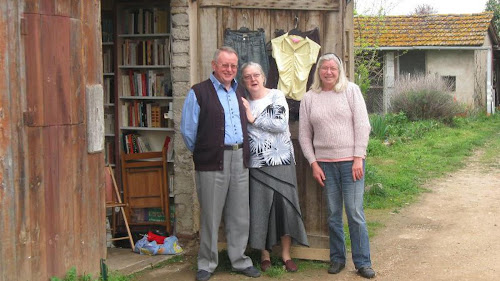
299, 82, 371, 165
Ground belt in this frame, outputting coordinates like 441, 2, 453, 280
224, 143, 243, 150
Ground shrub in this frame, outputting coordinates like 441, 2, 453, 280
385, 112, 441, 143
369, 114, 388, 139
390, 74, 463, 123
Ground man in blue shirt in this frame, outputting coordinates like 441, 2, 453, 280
181, 46, 260, 281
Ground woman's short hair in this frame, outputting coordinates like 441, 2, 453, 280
240, 61, 267, 86
309, 53, 348, 93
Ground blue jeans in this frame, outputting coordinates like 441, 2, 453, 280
223, 28, 269, 81
319, 161, 372, 269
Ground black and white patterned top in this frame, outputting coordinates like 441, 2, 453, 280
247, 89, 294, 168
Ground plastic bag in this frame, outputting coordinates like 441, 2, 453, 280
140, 240, 160, 256
147, 231, 167, 244
157, 236, 183, 255
133, 235, 149, 253
134, 234, 183, 255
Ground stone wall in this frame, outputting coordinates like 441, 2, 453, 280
170, 0, 197, 236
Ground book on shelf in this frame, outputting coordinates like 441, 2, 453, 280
102, 16, 114, 43
128, 70, 135, 95
123, 8, 168, 35
151, 104, 161, 127
137, 135, 152, 152
122, 133, 153, 154
122, 101, 167, 128
121, 38, 169, 66
104, 113, 114, 134
103, 48, 113, 73
153, 8, 168, 34
122, 70, 167, 97
104, 140, 115, 165
163, 136, 174, 162
103, 77, 114, 103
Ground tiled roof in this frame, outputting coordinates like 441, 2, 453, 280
354, 12, 494, 47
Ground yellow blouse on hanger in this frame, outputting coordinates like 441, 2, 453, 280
271, 33, 321, 101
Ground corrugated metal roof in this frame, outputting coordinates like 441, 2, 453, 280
354, 12, 494, 47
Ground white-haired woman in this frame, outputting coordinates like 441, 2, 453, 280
240, 62, 309, 273
299, 53, 375, 279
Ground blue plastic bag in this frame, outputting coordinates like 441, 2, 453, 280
140, 240, 160, 256
158, 236, 183, 255
133, 235, 149, 253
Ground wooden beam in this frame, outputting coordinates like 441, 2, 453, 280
198, 7, 218, 80
231, 0, 339, 11
200, 0, 339, 11
217, 243, 329, 261
199, 0, 231, 8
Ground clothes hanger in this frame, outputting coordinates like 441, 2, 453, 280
238, 26, 250, 33
238, 14, 250, 33
288, 16, 303, 37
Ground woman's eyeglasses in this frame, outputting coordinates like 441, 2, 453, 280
243, 73, 261, 81
320, 66, 338, 72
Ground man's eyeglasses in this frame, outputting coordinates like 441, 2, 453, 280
217, 63, 238, 70
243, 73, 261, 81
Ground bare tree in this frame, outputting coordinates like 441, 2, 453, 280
412, 4, 437, 15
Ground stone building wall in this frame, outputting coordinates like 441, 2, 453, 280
170, 0, 198, 236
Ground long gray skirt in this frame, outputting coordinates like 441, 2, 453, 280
248, 163, 309, 251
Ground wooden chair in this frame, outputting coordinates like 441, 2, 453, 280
121, 148, 171, 234
105, 166, 134, 249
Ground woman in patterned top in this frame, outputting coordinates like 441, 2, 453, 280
240, 62, 308, 273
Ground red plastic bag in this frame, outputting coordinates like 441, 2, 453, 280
147, 231, 167, 244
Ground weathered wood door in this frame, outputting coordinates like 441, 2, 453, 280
196, 0, 354, 260
0, 1, 106, 280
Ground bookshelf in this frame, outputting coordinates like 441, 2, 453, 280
114, 0, 174, 234
102, 9, 117, 168
116, 2, 173, 154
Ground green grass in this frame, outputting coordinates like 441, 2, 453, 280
210, 115, 500, 279
51, 267, 132, 281
479, 131, 500, 169
128, 114, 500, 280
364, 114, 500, 210
149, 254, 184, 269
216, 248, 330, 278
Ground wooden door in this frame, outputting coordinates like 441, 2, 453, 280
0, 1, 105, 280
197, 0, 353, 260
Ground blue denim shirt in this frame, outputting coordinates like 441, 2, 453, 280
180, 73, 244, 152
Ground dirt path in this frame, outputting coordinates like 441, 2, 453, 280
137, 149, 500, 281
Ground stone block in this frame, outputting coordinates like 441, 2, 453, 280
172, 68, 190, 83
171, 53, 189, 67
171, 26, 190, 40
172, 13, 189, 27
171, 40, 189, 54
170, 0, 189, 8
172, 82, 191, 97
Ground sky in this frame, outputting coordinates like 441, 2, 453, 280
355, 0, 490, 16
